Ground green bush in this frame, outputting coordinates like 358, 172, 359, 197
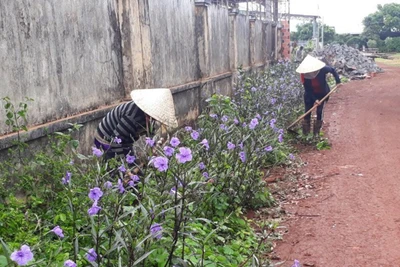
0, 61, 304, 266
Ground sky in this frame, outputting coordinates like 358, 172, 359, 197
290, 0, 400, 34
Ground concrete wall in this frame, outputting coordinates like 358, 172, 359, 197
208, 5, 230, 76
0, 0, 123, 136
235, 14, 251, 68
0, 0, 281, 154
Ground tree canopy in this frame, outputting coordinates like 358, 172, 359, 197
363, 3, 400, 40
290, 22, 336, 44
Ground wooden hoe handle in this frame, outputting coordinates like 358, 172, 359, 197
287, 85, 339, 130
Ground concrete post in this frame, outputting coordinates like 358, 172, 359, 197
262, 21, 270, 64
229, 8, 238, 72
195, 0, 211, 78
118, 0, 153, 92
249, 13, 257, 66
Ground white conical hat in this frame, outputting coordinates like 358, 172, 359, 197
296, 55, 326, 73
130, 89, 179, 128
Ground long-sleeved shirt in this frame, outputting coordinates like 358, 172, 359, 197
301, 66, 341, 102
97, 101, 147, 145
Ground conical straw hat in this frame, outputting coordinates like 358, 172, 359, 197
131, 89, 179, 128
296, 55, 326, 73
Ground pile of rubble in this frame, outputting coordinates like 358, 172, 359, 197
312, 44, 383, 79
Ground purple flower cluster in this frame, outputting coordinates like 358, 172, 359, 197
51, 226, 64, 238
150, 223, 163, 239
163, 146, 174, 157
92, 147, 103, 157
88, 187, 103, 216
176, 147, 192, 163
153, 157, 169, 172
62, 171, 71, 185
10, 245, 33, 266
249, 118, 259, 130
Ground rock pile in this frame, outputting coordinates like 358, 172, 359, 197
312, 44, 383, 79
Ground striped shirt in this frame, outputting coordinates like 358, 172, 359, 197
97, 102, 147, 144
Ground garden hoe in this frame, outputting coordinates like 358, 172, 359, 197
287, 85, 340, 134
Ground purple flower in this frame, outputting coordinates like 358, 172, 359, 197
153, 157, 169, 172
278, 128, 284, 134
88, 201, 102, 216
176, 147, 192, 163
251, 86, 257, 92
51, 226, 64, 238
191, 131, 200, 140
128, 175, 140, 186
271, 98, 277, 105
239, 152, 246, 163
163, 146, 174, 157
118, 164, 126, 173
64, 260, 77, 267
227, 142, 236, 150
170, 186, 177, 195
145, 137, 155, 147
200, 139, 209, 150
220, 124, 228, 131
86, 248, 97, 262
199, 162, 205, 170
221, 115, 229, 122
278, 134, 283, 143
203, 172, 209, 179
104, 181, 113, 189
150, 223, 163, 239
242, 122, 247, 127
233, 118, 239, 125
270, 119, 276, 128
92, 147, 103, 157
238, 142, 244, 150
249, 118, 259, 130
265, 146, 273, 152
62, 171, 71, 185
69, 160, 74, 165
114, 137, 122, 144
289, 153, 295, 160
210, 113, 218, 119
185, 126, 193, 132
88, 187, 103, 201
10, 245, 34, 266
291, 260, 301, 267
126, 154, 136, 164
256, 113, 261, 119
118, 179, 125, 194
170, 137, 180, 147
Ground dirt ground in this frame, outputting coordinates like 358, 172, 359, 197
273, 64, 400, 267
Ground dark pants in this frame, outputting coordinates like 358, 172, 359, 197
304, 94, 329, 121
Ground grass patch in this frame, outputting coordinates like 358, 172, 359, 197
376, 53, 400, 67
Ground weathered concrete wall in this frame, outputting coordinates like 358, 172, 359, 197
253, 20, 264, 64
208, 5, 230, 76
236, 14, 251, 68
149, 0, 199, 88
0, 0, 123, 136
0, 0, 281, 155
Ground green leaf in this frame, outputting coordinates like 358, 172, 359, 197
132, 249, 155, 265
6, 112, 13, 119
70, 140, 79, 149
0, 255, 7, 267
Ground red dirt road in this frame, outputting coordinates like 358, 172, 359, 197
275, 65, 400, 266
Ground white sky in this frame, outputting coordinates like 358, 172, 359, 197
290, 0, 400, 34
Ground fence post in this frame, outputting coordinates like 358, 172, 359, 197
249, 12, 257, 67
229, 8, 238, 72
195, 0, 212, 78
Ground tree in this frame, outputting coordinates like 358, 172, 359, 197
363, 3, 400, 40
290, 22, 336, 44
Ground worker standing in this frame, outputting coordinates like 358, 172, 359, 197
296, 55, 341, 136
